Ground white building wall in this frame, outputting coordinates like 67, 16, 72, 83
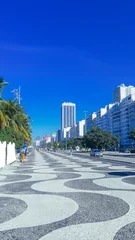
76, 120, 85, 138
61, 127, 71, 141
46, 137, 51, 143
51, 134, 56, 143
119, 94, 135, 147
114, 84, 135, 103
0, 141, 6, 168
69, 125, 77, 139
86, 112, 96, 131
102, 104, 115, 133
0, 141, 16, 168
7, 142, 16, 164
96, 107, 107, 128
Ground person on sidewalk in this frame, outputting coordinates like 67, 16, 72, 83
69, 147, 73, 156
21, 148, 25, 162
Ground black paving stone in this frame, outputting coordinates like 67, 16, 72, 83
53, 167, 77, 172
0, 197, 27, 223
0, 174, 32, 182
0, 181, 45, 194
113, 222, 135, 240
56, 172, 81, 180
0, 192, 129, 240
65, 179, 111, 190
122, 177, 135, 185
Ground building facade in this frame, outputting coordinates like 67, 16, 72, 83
61, 102, 76, 130
61, 127, 71, 141
114, 84, 135, 103
112, 103, 120, 137
51, 133, 56, 143
119, 94, 135, 148
86, 112, 96, 132
56, 130, 61, 142
96, 107, 107, 128
76, 120, 85, 138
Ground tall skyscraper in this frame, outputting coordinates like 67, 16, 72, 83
114, 84, 135, 103
61, 102, 76, 130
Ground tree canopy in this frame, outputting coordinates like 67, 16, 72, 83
82, 128, 119, 150
0, 100, 32, 148
130, 128, 135, 141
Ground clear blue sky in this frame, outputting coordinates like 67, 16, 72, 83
0, 0, 135, 139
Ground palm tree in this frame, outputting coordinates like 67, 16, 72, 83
0, 100, 32, 145
0, 77, 9, 99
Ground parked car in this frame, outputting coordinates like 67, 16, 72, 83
90, 149, 103, 157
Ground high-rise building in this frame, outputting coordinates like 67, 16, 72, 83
56, 130, 61, 142
61, 102, 76, 130
114, 84, 135, 103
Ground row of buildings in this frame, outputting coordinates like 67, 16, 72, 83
33, 133, 56, 148
86, 84, 135, 149
34, 84, 135, 150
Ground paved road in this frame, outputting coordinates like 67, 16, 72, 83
0, 151, 135, 239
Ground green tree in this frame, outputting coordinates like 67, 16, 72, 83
67, 138, 83, 150
58, 142, 66, 150
47, 142, 52, 148
0, 99, 32, 147
130, 128, 135, 141
0, 77, 9, 99
82, 128, 118, 150
0, 127, 25, 149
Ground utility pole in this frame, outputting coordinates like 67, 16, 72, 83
84, 111, 88, 134
11, 86, 22, 104
84, 111, 88, 151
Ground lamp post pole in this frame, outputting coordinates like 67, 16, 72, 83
84, 111, 88, 134
84, 111, 88, 151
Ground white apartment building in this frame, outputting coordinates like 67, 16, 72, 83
51, 133, 56, 143
76, 120, 85, 138
33, 140, 40, 148
67, 120, 85, 139
96, 107, 107, 128
86, 112, 96, 131
70, 125, 77, 139
119, 94, 135, 148
102, 104, 115, 134
114, 84, 135, 103
45, 136, 51, 144
112, 103, 120, 137
61, 127, 71, 141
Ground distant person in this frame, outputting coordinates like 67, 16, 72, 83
21, 148, 25, 162
69, 147, 73, 156
24, 147, 27, 157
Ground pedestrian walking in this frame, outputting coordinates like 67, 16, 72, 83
70, 147, 73, 156
21, 148, 25, 162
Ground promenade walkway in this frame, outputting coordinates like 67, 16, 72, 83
0, 150, 135, 239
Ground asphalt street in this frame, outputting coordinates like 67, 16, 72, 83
0, 150, 135, 239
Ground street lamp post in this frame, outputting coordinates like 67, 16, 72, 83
84, 111, 88, 151
84, 111, 88, 134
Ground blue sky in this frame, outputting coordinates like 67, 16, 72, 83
0, 0, 135, 139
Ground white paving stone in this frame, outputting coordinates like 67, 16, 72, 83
0, 194, 78, 230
